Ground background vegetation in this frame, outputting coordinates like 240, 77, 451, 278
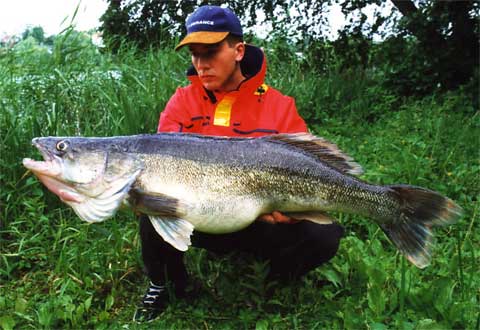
1, 1, 479, 329
101, 0, 479, 95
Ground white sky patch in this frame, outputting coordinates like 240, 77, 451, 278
0, 0, 108, 37
328, 3, 345, 38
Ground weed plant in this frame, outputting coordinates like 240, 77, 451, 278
0, 32, 478, 329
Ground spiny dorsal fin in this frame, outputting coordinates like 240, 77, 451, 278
265, 133, 363, 176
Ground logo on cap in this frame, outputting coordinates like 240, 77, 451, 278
188, 20, 215, 27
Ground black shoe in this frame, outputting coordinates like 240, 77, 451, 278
133, 282, 168, 323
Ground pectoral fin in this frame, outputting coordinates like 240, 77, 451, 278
284, 211, 336, 225
67, 168, 141, 223
148, 216, 194, 251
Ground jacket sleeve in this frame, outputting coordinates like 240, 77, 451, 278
277, 96, 308, 134
157, 88, 189, 133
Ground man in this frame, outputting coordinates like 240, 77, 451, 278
134, 5, 344, 322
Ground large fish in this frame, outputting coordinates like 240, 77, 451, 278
22, 133, 462, 268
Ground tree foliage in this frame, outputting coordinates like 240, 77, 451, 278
100, 0, 479, 96
99, 0, 330, 50
21, 26, 55, 46
22, 26, 45, 43
376, 0, 479, 94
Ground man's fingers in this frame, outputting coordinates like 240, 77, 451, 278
257, 211, 300, 224
272, 211, 300, 224
258, 214, 276, 224
272, 211, 290, 223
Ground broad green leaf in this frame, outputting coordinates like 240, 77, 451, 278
14, 297, 28, 314
0, 316, 16, 330
255, 319, 269, 330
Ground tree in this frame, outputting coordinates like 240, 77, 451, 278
100, 0, 479, 94
382, 0, 479, 93
99, 0, 331, 50
22, 26, 45, 44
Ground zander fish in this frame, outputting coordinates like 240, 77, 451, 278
22, 133, 462, 268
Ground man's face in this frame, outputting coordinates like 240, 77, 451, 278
189, 40, 245, 92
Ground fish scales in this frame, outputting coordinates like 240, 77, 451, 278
133, 137, 392, 233
23, 132, 462, 268
136, 154, 323, 233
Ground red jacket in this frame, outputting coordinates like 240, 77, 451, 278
158, 44, 307, 137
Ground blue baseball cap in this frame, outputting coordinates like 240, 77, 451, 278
175, 5, 243, 51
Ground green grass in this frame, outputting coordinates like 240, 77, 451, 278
1, 33, 478, 329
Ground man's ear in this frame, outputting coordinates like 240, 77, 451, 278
234, 42, 245, 62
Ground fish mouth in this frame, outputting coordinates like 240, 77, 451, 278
23, 139, 62, 177
22, 139, 84, 203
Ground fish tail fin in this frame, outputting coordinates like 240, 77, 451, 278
380, 185, 462, 268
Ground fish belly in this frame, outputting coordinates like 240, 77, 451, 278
184, 195, 265, 233
136, 162, 267, 233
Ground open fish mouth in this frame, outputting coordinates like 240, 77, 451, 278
23, 156, 62, 178
23, 158, 83, 203
22, 140, 83, 202
23, 139, 63, 176
23, 158, 60, 176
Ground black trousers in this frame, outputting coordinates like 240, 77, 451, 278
139, 215, 344, 291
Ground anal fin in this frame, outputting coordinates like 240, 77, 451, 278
149, 216, 194, 251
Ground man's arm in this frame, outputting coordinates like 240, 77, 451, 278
277, 96, 308, 134
157, 89, 189, 133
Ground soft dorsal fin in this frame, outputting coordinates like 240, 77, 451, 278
265, 133, 363, 176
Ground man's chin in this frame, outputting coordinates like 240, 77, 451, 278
202, 82, 220, 91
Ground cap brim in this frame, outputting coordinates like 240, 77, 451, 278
175, 31, 229, 51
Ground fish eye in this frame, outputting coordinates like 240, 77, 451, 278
56, 140, 69, 152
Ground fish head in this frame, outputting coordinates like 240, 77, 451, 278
23, 137, 108, 199
23, 136, 143, 222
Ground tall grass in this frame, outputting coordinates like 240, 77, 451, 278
1, 32, 478, 329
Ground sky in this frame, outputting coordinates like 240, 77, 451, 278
0, 0, 390, 40
0, 0, 108, 37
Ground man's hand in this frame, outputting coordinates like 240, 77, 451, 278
257, 211, 300, 224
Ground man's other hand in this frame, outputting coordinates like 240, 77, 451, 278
257, 211, 300, 224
